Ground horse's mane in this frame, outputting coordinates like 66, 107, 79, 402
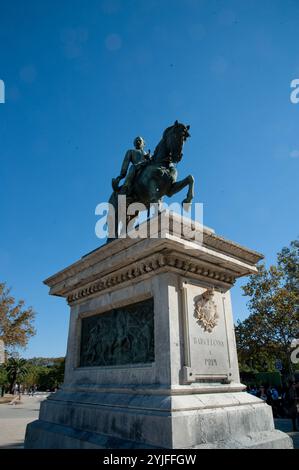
162, 125, 175, 138
152, 124, 175, 160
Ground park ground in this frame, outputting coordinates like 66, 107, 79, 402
0, 394, 298, 449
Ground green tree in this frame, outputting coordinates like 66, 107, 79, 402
35, 358, 65, 390
0, 365, 8, 396
235, 239, 299, 377
21, 358, 65, 391
0, 282, 36, 354
50, 358, 65, 388
5, 357, 28, 394
277, 239, 299, 291
22, 364, 41, 390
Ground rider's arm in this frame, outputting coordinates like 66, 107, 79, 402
144, 150, 151, 161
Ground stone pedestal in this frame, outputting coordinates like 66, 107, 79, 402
25, 213, 292, 449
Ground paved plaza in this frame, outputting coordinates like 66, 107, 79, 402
0, 394, 298, 449
0, 394, 49, 449
273, 419, 299, 450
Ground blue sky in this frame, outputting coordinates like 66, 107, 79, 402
0, 0, 298, 358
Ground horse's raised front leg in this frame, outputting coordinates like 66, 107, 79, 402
167, 175, 194, 205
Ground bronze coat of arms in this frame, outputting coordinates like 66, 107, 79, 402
194, 289, 219, 333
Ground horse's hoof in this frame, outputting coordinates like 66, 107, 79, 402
182, 198, 192, 205
182, 200, 192, 212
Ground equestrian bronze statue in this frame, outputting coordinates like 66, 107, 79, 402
108, 120, 194, 240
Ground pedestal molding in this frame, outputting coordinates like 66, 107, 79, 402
66, 252, 237, 304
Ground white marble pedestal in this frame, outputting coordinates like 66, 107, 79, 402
25, 213, 292, 449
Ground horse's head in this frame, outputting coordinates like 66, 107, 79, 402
163, 120, 190, 163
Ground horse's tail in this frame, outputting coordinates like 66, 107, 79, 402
112, 177, 122, 193
107, 190, 118, 242
108, 190, 117, 208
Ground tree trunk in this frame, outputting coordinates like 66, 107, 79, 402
9, 371, 17, 394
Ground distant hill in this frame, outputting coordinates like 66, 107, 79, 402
25, 357, 65, 367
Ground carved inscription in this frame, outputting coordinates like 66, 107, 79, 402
183, 282, 231, 381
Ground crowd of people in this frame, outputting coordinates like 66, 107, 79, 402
247, 381, 299, 431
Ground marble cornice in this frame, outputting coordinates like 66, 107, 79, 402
44, 213, 264, 302
66, 251, 237, 304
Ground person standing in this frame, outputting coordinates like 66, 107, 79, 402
287, 381, 298, 432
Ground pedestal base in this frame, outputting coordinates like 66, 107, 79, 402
25, 389, 293, 449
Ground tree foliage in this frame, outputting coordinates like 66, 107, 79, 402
0, 365, 8, 387
23, 358, 65, 390
35, 359, 65, 390
277, 239, 299, 291
26, 357, 64, 367
5, 357, 28, 393
235, 239, 299, 376
0, 282, 36, 353
1, 357, 65, 393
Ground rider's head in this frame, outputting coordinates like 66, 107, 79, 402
133, 136, 145, 150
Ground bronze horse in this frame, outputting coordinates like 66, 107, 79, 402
107, 121, 194, 239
